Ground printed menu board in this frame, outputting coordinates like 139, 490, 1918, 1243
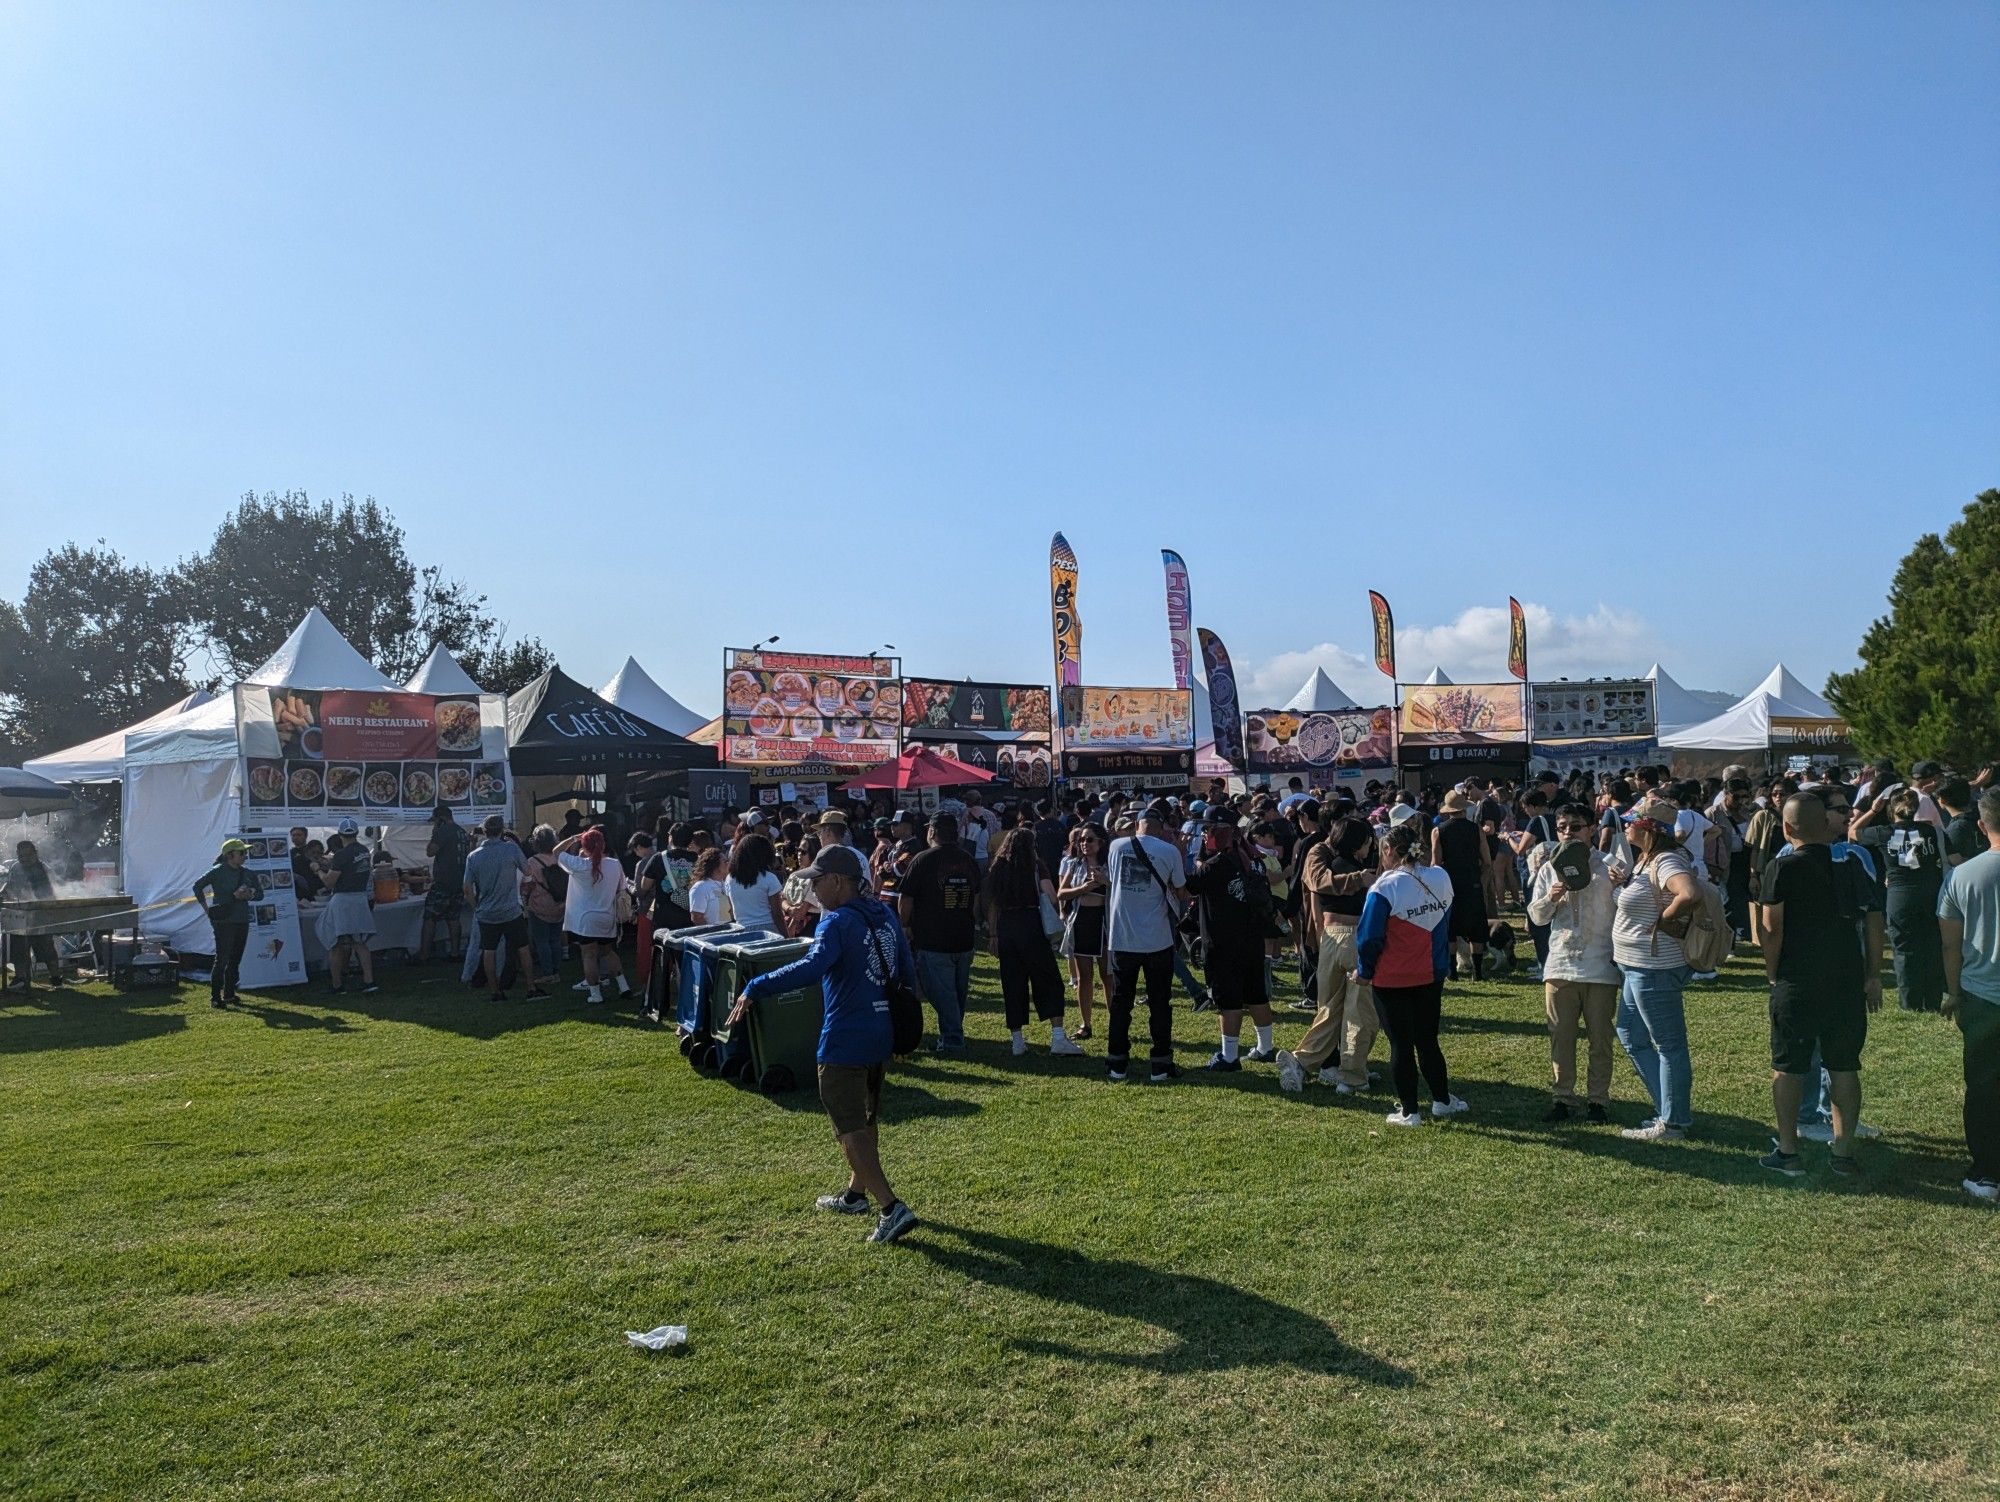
1058, 687, 1194, 750
722, 648, 902, 776
236, 685, 511, 824
1529, 680, 1656, 740
1398, 683, 1528, 746
1243, 707, 1395, 772
233, 831, 307, 989
901, 679, 1053, 739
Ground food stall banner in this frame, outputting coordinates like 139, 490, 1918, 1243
1529, 680, 1656, 740
900, 680, 1053, 741
233, 830, 306, 989
1398, 682, 1528, 746
921, 740, 1055, 789
1529, 738, 1659, 779
237, 685, 511, 825
1058, 687, 1194, 750
1244, 707, 1395, 773
722, 648, 902, 776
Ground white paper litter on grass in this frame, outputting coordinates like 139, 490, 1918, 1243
625, 1324, 688, 1351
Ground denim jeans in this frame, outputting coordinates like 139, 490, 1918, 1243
528, 915, 563, 979
1616, 964, 1693, 1128
1171, 947, 1208, 1003
917, 949, 972, 1048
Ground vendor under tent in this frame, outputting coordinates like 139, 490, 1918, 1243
841, 745, 995, 793
22, 689, 217, 786
119, 608, 400, 959
598, 657, 707, 737
0, 766, 76, 819
506, 666, 716, 830
1658, 662, 1851, 773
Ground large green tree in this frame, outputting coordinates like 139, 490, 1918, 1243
1826, 488, 2000, 769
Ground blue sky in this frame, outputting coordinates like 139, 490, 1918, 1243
3, 3, 1995, 716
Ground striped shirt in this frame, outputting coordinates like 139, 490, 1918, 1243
1613, 849, 1694, 970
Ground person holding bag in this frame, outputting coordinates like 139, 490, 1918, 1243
1057, 824, 1111, 1039
985, 828, 1081, 1058
1610, 796, 1703, 1142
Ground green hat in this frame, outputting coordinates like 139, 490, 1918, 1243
219, 838, 251, 857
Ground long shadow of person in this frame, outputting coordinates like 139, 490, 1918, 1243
907, 1221, 1410, 1385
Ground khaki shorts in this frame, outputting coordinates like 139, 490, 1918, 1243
818, 1063, 885, 1136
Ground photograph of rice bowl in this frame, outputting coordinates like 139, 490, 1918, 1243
325, 765, 363, 802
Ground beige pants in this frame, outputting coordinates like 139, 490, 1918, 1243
1296, 924, 1377, 1087
1545, 979, 1618, 1105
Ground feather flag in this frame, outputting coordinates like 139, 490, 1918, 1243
1368, 591, 1397, 680
1161, 549, 1194, 691
1050, 533, 1082, 727
1508, 597, 1528, 681
1196, 627, 1245, 769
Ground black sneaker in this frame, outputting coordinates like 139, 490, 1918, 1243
1246, 1047, 1278, 1064
359, 983, 380, 995
1105, 1063, 1129, 1083
1758, 1140, 1805, 1178
1202, 1052, 1242, 1072
1829, 1154, 1860, 1178
1543, 1101, 1573, 1123
526, 987, 551, 1001
1150, 1061, 1183, 1084
1585, 1103, 1609, 1125
209, 996, 225, 1009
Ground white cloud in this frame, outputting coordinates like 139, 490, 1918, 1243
1240, 603, 1660, 705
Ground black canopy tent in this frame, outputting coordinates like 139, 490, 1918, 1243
506, 670, 717, 827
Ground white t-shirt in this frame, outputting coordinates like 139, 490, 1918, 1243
725, 871, 782, 932
1105, 834, 1187, 954
963, 820, 990, 862
556, 851, 625, 939
689, 878, 730, 926
1675, 809, 1715, 867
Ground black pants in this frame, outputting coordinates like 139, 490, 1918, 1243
1885, 880, 1944, 1011
7, 933, 62, 985
211, 921, 250, 999
1108, 947, 1175, 1071
1962, 995, 2000, 1180
995, 908, 1065, 1029
1725, 849, 1752, 938
1372, 980, 1451, 1114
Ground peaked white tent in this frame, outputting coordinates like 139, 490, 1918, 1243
1659, 662, 1845, 755
121, 609, 398, 955
23, 689, 217, 785
1281, 667, 1359, 712
598, 657, 705, 737
1421, 667, 1454, 685
404, 643, 483, 695
1645, 663, 1712, 737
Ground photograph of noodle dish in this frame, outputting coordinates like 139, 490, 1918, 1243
287, 765, 323, 801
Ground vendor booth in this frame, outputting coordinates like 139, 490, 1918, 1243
1659, 664, 1852, 775
508, 666, 716, 829
1397, 680, 1529, 790
1243, 666, 1392, 800
899, 677, 1053, 793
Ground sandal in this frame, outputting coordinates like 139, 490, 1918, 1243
1073, 1024, 1092, 1040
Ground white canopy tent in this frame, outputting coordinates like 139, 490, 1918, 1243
598, 656, 706, 736
1658, 662, 1844, 755
120, 609, 398, 955
1421, 666, 1453, 685
1281, 667, 1360, 712
1645, 663, 1713, 738
22, 689, 217, 785
404, 643, 483, 695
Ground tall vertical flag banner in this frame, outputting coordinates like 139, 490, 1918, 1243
1161, 549, 1194, 691
1368, 591, 1397, 680
1049, 533, 1082, 728
1196, 627, 1245, 768
1507, 597, 1528, 681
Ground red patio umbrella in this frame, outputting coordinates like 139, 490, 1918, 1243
840, 745, 996, 792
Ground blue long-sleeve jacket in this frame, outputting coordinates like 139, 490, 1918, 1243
742, 893, 913, 1066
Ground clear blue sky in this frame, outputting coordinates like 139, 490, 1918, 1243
4, 3, 1995, 715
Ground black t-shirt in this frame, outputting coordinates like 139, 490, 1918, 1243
1436, 818, 1483, 879
1033, 817, 1069, 880
1882, 821, 1946, 888
328, 841, 372, 893
1764, 844, 1871, 985
1187, 851, 1270, 951
642, 849, 694, 924
1945, 813, 1983, 864
901, 845, 982, 954
291, 846, 324, 901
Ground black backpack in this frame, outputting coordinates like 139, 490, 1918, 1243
539, 857, 569, 903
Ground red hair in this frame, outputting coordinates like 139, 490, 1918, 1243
581, 827, 607, 882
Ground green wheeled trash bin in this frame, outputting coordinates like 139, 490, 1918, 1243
719, 936, 817, 1092
707, 934, 810, 1082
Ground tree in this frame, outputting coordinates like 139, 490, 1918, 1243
1827, 488, 2000, 770
400, 566, 554, 695
0, 544, 202, 757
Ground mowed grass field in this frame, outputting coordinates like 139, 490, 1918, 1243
4, 944, 1996, 1500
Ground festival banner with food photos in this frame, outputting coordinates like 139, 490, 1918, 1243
722, 649, 902, 777
236, 685, 512, 825
1398, 682, 1528, 746
1529, 679, 1656, 740
900, 679, 1053, 740
919, 740, 1056, 790
233, 831, 306, 989
1057, 685, 1194, 780
1243, 707, 1396, 773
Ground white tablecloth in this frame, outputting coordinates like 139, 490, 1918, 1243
298, 894, 427, 970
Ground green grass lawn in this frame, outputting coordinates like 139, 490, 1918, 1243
3, 944, 1995, 1500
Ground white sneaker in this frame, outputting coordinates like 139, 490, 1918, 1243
1430, 1094, 1470, 1118
1384, 1109, 1424, 1127
1853, 1121, 1883, 1140
1276, 1049, 1304, 1093
1049, 1035, 1084, 1057
1523, 964, 1544, 982
572, 980, 592, 993
1690, 970, 1718, 983
1963, 1177, 2000, 1204
1334, 1080, 1361, 1095
1619, 1119, 1686, 1142
585, 987, 603, 1005
1010, 1035, 1026, 1057
1797, 1122, 1834, 1143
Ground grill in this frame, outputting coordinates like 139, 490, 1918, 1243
2, 895, 142, 993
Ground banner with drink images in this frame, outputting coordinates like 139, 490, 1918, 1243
1243, 707, 1395, 772
233, 831, 306, 989
236, 685, 511, 824
722, 648, 902, 776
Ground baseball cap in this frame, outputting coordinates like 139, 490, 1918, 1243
741, 809, 766, 827
219, 838, 251, 856
797, 844, 866, 883
1388, 804, 1419, 827
1189, 800, 1209, 816
873, 817, 893, 832
1911, 759, 1942, 780
1143, 800, 1174, 821
336, 817, 360, 836
1550, 839, 1594, 889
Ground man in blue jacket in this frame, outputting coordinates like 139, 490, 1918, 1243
730, 844, 918, 1244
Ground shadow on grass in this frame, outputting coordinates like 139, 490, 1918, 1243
231, 1000, 358, 1033
909, 1222, 1411, 1384
308, 969, 644, 1039
0, 987, 188, 1054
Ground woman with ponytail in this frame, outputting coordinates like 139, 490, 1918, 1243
555, 826, 631, 1006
